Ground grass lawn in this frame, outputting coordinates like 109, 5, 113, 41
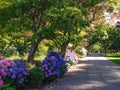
106, 56, 120, 65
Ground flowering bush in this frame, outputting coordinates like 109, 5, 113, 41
40, 51, 67, 81
0, 58, 29, 88
64, 49, 78, 64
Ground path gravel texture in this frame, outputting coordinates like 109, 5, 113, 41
41, 54, 120, 90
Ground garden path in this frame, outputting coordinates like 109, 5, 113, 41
41, 54, 120, 90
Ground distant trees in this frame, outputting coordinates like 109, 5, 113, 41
88, 24, 120, 54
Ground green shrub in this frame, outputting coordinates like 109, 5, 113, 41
44, 75, 57, 83
28, 67, 45, 88
0, 84, 16, 90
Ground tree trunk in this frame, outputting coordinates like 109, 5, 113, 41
27, 38, 43, 62
104, 47, 107, 55
60, 40, 69, 58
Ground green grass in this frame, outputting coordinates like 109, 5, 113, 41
102, 52, 120, 65
6, 54, 46, 61
106, 56, 120, 65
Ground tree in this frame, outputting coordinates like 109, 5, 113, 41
43, 1, 89, 57
0, 0, 56, 62
109, 28, 120, 53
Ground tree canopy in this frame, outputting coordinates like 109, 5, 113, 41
0, 0, 120, 61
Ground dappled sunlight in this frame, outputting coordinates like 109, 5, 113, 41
76, 63, 92, 67
76, 63, 93, 69
82, 56, 108, 61
105, 79, 120, 83
68, 68, 85, 72
70, 81, 108, 90
50, 56, 120, 90
68, 65, 86, 73
68, 63, 93, 73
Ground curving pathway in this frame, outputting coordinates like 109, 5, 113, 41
41, 54, 120, 90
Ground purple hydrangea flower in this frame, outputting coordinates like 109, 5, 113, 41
0, 80, 4, 86
40, 51, 68, 78
11, 74, 16, 79
18, 78, 24, 84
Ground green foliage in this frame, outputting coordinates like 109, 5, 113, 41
88, 24, 117, 54
66, 61, 74, 67
44, 2, 89, 31
88, 43, 103, 52
28, 67, 45, 87
75, 46, 83, 55
109, 29, 120, 51
0, 34, 12, 48
44, 75, 57, 83
107, 0, 120, 10
88, 0, 103, 5
71, 35, 83, 49
43, 1, 90, 55
88, 22, 120, 54
0, 84, 16, 90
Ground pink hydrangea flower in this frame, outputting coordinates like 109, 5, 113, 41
23, 70, 29, 75
0, 80, 4, 86
0, 69, 6, 76
49, 72, 53, 76
45, 74, 49, 77
4, 61, 11, 67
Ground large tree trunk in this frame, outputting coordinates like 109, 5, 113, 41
27, 38, 43, 62
60, 40, 69, 58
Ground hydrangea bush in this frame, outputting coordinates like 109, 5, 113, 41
40, 51, 67, 81
0, 58, 29, 87
64, 49, 78, 64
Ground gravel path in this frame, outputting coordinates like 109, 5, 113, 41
41, 54, 120, 90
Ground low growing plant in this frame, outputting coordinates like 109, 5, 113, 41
0, 84, 16, 90
28, 67, 45, 88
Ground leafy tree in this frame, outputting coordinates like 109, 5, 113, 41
0, 0, 56, 62
88, 24, 120, 54
43, 1, 89, 57
109, 29, 120, 53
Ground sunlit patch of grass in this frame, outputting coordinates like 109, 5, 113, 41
6, 54, 28, 61
34, 55, 46, 61
6, 53, 46, 61
106, 56, 120, 65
